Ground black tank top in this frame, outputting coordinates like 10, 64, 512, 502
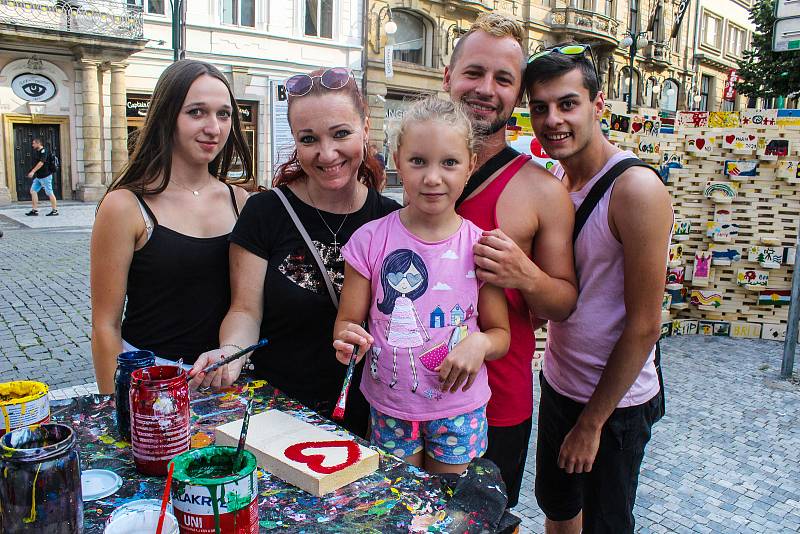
121, 184, 240, 363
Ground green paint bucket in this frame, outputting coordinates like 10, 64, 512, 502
171, 446, 258, 534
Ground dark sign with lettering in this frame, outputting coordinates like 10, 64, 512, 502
239, 103, 254, 123
126, 95, 150, 118
127, 95, 255, 122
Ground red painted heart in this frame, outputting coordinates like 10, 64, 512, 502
748, 135, 756, 141
284, 440, 361, 474
632, 122, 643, 132
725, 135, 735, 144
695, 139, 706, 150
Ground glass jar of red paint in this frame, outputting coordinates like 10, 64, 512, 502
114, 350, 155, 441
0, 423, 83, 534
129, 365, 190, 476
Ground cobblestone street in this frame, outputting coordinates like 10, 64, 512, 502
1, 204, 799, 532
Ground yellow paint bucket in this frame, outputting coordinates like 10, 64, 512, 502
0, 381, 50, 437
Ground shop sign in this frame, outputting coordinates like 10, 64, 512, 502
126, 95, 150, 117
11, 73, 56, 102
239, 103, 254, 123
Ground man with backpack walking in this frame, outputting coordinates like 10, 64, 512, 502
26, 137, 59, 216
525, 49, 672, 533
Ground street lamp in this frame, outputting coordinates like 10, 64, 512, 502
619, 30, 649, 113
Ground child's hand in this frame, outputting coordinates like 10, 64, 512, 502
436, 332, 489, 393
333, 323, 374, 364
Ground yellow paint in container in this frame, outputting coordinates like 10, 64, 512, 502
0, 381, 50, 437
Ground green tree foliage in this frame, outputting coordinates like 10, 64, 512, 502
736, 0, 800, 99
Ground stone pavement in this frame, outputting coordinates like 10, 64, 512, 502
0, 204, 95, 389
2, 201, 800, 532
515, 336, 800, 533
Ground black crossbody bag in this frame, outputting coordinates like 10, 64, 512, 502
572, 158, 666, 420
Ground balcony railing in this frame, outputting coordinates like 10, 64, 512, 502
550, 7, 620, 45
645, 41, 672, 65
0, 0, 144, 40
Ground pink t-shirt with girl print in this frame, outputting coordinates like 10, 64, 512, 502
342, 210, 491, 421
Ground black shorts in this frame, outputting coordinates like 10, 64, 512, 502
484, 417, 533, 508
535, 372, 661, 533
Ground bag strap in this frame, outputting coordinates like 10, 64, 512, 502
273, 187, 339, 309
572, 157, 658, 243
456, 146, 520, 208
570, 156, 665, 417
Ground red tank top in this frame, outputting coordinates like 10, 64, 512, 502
457, 154, 534, 427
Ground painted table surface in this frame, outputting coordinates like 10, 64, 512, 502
52, 378, 452, 533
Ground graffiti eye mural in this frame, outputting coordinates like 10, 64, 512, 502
21, 82, 47, 98
11, 73, 56, 102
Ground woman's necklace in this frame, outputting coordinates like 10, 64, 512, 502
172, 176, 214, 197
305, 182, 356, 253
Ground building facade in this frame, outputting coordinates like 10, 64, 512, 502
364, 0, 755, 181
0, 0, 365, 203
687, 0, 756, 111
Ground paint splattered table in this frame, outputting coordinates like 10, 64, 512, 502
52, 378, 456, 533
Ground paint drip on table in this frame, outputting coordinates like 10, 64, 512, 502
171, 446, 259, 534
0, 380, 50, 437
54, 379, 452, 533
0, 423, 83, 534
129, 365, 190, 476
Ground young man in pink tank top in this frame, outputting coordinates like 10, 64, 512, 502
525, 49, 673, 532
443, 13, 579, 508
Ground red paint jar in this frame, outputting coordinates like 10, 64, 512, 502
129, 365, 190, 476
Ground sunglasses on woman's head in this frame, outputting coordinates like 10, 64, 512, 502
285, 68, 355, 97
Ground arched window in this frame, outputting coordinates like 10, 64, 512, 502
391, 11, 433, 67
660, 78, 679, 112
644, 76, 659, 108
618, 67, 640, 105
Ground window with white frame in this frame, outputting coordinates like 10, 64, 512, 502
702, 11, 722, 49
391, 11, 433, 67
305, 0, 334, 38
128, 0, 165, 16
700, 74, 712, 111
577, 0, 613, 15
727, 24, 747, 57
223, 0, 255, 27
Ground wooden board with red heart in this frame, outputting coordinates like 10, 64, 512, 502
722, 131, 758, 153
216, 409, 379, 496
686, 134, 715, 154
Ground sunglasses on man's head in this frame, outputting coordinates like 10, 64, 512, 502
285, 67, 355, 97
527, 44, 599, 80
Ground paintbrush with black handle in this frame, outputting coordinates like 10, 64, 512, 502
188, 339, 269, 382
234, 396, 255, 472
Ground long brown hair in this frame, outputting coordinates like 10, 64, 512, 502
106, 60, 253, 197
273, 69, 384, 190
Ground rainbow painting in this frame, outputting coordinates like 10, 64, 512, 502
704, 182, 737, 203
691, 290, 722, 308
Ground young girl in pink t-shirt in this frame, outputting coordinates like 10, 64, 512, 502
334, 97, 510, 475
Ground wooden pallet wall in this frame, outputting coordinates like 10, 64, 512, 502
608, 112, 800, 342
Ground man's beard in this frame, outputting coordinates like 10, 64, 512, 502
466, 105, 512, 137
472, 116, 508, 137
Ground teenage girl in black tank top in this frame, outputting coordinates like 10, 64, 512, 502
89, 60, 253, 395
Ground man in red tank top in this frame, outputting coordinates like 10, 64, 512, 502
443, 13, 578, 508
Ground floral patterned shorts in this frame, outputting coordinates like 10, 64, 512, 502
369, 405, 488, 465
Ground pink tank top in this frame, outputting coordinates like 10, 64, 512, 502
545, 151, 660, 406
458, 154, 536, 427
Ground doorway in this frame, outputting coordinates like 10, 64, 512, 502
13, 123, 62, 201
